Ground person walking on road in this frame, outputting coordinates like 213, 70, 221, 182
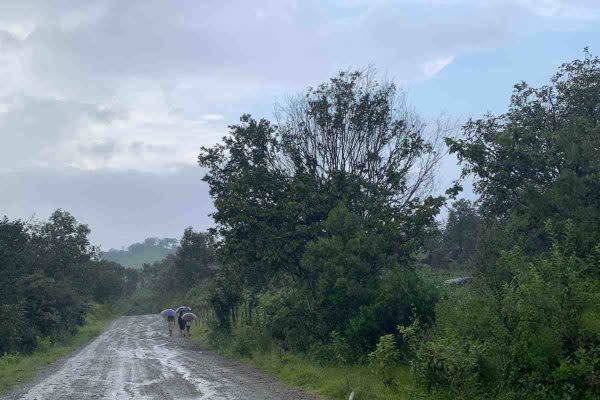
185, 319, 192, 336
177, 310, 186, 337
167, 315, 175, 336
160, 308, 177, 336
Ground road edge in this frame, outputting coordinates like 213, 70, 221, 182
0, 316, 117, 398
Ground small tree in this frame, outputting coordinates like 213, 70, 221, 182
368, 334, 400, 386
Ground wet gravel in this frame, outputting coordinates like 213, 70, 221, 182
2, 315, 320, 400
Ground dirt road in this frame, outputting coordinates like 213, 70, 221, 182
2, 315, 318, 400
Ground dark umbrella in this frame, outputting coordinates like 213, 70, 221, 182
176, 306, 192, 314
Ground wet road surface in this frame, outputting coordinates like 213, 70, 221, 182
2, 315, 319, 400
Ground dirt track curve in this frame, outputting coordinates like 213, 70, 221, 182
2, 315, 319, 400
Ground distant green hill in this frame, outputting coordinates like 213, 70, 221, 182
102, 237, 177, 269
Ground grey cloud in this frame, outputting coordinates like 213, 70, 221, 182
129, 141, 173, 156
82, 139, 119, 161
0, 96, 125, 170
0, 165, 214, 249
129, 141, 143, 155
144, 143, 172, 154
0, 1, 517, 101
3, 1, 595, 114
3, 1, 598, 87
0, 0, 596, 248
0, 30, 21, 51
0, 97, 88, 168
320, 1, 521, 79
90, 107, 128, 124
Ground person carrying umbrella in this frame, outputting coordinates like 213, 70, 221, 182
181, 312, 198, 337
177, 309, 187, 337
175, 305, 191, 314
161, 309, 177, 336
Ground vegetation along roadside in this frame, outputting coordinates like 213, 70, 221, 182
0, 304, 114, 395
3, 50, 599, 399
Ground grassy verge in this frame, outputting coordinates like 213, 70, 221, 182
190, 326, 442, 400
0, 304, 114, 395
247, 351, 424, 400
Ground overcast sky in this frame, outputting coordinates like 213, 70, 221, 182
1, 0, 599, 249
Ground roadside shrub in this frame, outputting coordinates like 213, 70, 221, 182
230, 328, 256, 357
230, 323, 272, 357
206, 322, 231, 349
18, 274, 88, 338
114, 287, 162, 315
309, 331, 354, 366
259, 287, 320, 351
368, 334, 400, 385
344, 267, 439, 355
409, 240, 600, 399
415, 335, 486, 398
0, 353, 20, 368
0, 304, 28, 354
35, 337, 52, 352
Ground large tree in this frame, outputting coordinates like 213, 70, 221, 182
0, 210, 132, 353
199, 70, 448, 327
277, 69, 446, 210
446, 50, 600, 255
29, 209, 97, 283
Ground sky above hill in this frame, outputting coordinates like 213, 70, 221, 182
1, 0, 599, 249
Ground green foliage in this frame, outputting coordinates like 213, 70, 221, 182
199, 70, 445, 334
409, 237, 600, 399
425, 199, 482, 269
0, 304, 27, 354
113, 287, 163, 315
205, 341, 423, 400
227, 324, 272, 358
101, 237, 177, 269
173, 227, 217, 284
18, 273, 88, 338
0, 210, 135, 355
446, 50, 600, 256
309, 331, 353, 367
344, 267, 439, 356
114, 228, 217, 319
29, 209, 97, 282
402, 52, 600, 398
140, 228, 216, 296
238, 205, 440, 358
0, 303, 113, 396
300, 205, 403, 349
258, 285, 319, 351
369, 334, 401, 385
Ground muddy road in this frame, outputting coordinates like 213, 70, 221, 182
3, 315, 318, 400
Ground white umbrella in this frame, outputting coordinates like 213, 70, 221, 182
181, 312, 198, 322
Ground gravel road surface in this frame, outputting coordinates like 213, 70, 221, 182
2, 315, 319, 400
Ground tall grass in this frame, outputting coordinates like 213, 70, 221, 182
191, 324, 448, 400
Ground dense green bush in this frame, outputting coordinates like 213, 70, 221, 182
259, 286, 320, 351
308, 331, 353, 366
409, 238, 600, 399
0, 211, 137, 355
239, 206, 441, 360
368, 334, 401, 385
391, 51, 600, 399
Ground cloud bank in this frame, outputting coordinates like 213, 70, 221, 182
0, 0, 597, 247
